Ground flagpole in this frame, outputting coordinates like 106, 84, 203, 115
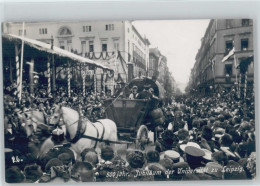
19, 22, 25, 102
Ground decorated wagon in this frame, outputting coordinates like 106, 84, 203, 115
103, 77, 166, 150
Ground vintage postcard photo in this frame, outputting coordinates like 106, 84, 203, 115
1, 19, 255, 183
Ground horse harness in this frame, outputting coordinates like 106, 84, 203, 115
65, 111, 106, 149
60, 108, 132, 145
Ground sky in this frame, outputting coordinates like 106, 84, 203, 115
132, 20, 210, 92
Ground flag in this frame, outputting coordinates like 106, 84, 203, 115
222, 48, 235, 63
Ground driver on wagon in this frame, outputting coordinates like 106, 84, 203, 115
129, 86, 139, 99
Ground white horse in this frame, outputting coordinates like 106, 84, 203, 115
48, 104, 118, 159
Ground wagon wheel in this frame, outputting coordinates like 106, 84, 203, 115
136, 125, 149, 151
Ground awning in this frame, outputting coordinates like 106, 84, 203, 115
2, 34, 113, 72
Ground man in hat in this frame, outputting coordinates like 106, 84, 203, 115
172, 110, 188, 132
184, 146, 205, 169
129, 86, 139, 99
137, 84, 153, 100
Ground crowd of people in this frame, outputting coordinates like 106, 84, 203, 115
4, 81, 256, 183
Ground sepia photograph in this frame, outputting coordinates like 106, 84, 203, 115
1, 19, 255, 183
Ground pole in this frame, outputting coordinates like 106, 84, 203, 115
15, 44, 20, 102
51, 36, 56, 95
28, 59, 34, 97
82, 66, 86, 97
67, 62, 71, 97
19, 22, 25, 102
94, 67, 97, 95
47, 57, 51, 97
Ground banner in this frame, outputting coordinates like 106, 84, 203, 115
222, 48, 235, 63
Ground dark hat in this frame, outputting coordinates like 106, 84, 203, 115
144, 84, 151, 89
51, 128, 65, 143
220, 134, 233, 147
24, 164, 43, 182
45, 158, 63, 172
185, 146, 205, 157
58, 153, 73, 165
212, 151, 228, 165
126, 150, 145, 169
202, 125, 213, 140
5, 166, 25, 183
40, 147, 75, 168
177, 129, 189, 141
101, 146, 114, 161
146, 150, 160, 163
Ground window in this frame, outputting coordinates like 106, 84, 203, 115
67, 40, 72, 52
102, 44, 107, 52
226, 19, 232, 28
89, 41, 94, 52
242, 19, 250, 26
113, 40, 119, 52
225, 64, 233, 75
241, 39, 249, 51
59, 41, 65, 49
83, 26, 92, 32
18, 29, 26, 36
81, 41, 86, 54
39, 28, 48, 34
105, 24, 114, 31
225, 40, 233, 53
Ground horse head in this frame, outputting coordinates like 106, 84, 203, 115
49, 104, 63, 126
18, 112, 34, 138
49, 104, 79, 140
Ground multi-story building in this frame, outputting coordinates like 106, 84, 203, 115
3, 21, 150, 93
187, 19, 254, 96
149, 48, 161, 78
148, 48, 175, 101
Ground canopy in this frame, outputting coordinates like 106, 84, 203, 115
127, 77, 166, 99
2, 34, 113, 71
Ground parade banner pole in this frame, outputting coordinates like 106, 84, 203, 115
15, 44, 20, 101
67, 62, 71, 97
47, 57, 51, 97
233, 43, 239, 98
51, 36, 56, 96
94, 67, 97, 95
82, 65, 86, 97
19, 22, 25, 101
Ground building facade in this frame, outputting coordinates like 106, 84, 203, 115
187, 19, 254, 96
3, 21, 150, 93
